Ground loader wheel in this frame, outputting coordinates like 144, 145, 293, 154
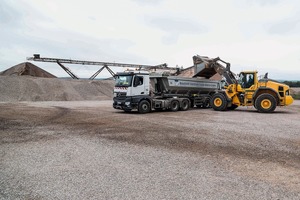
138, 100, 151, 114
180, 99, 190, 111
170, 100, 179, 112
255, 94, 276, 113
211, 93, 228, 111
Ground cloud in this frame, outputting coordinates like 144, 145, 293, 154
266, 13, 300, 35
131, 0, 164, 6
144, 16, 208, 44
235, 0, 281, 7
0, 1, 22, 26
1, 0, 300, 80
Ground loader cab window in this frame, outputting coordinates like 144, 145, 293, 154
239, 73, 254, 88
115, 75, 133, 87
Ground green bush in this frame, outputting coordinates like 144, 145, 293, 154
292, 94, 300, 100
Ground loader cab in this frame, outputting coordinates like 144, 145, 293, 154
238, 71, 257, 89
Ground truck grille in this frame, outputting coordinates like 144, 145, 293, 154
115, 92, 127, 100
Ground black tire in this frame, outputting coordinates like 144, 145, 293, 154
138, 100, 151, 114
203, 96, 211, 108
255, 94, 277, 113
169, 100, 179, 112
180, 99, 190, 111
227, 104, 238, 110
210, 93, 228, 111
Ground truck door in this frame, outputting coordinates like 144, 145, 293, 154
132, 75, 146, 96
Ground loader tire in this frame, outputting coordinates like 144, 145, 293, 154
255, 94, 276, 113
211, 93, 228, 111
138, 100, 151, 114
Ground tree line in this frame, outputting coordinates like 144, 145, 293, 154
283, 81, 300, 87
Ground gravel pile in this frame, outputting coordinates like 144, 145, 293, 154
0, 76, 114, 101
0, 61, 115, 101
0, 62, 56, 78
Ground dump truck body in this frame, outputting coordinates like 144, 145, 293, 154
113, 70, 220, 113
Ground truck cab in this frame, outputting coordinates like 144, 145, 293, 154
113, 71, 150, 112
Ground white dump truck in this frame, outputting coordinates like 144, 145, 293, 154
113, 70, 221, 113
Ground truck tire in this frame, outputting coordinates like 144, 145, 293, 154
180, 99, 190, 111
138, 100, 151, 114
255, 94, 277, 113
170, 100, 179, 112
211, 93, 228, 111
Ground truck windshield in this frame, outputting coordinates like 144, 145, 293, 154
115, 75, 133, 87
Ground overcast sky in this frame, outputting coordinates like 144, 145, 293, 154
1, 0, 300, 79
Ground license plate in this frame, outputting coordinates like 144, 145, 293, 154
117, 102, 121, 105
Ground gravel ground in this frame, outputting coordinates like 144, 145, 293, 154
0, 100, 300, 199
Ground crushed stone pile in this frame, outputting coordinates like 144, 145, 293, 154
177, 66, 222, 80
0, 62, 56, 78
0, 62, 114, 101
0, 76, 114, 101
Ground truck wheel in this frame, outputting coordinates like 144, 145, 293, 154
203, 97, 211, 108
211, 93, 228, 111
255, 94, 276, 113
138, 100, 151, 114
180, 99, 190, 111
170, 100, 179, 112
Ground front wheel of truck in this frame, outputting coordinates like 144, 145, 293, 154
138, 100, 151, 114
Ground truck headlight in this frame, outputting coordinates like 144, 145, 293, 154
125, 102, 130, 106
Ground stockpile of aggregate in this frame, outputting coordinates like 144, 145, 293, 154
177, 66, 222, 80
0, 62, 56, 78
0, 76, 114, 101
0, 62, 114, 101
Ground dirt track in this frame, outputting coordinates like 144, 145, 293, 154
1, 101, 300, 199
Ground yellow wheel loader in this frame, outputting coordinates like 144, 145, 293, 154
193, 55, 294, 113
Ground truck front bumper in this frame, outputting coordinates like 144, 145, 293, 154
113, 97, 138, 111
